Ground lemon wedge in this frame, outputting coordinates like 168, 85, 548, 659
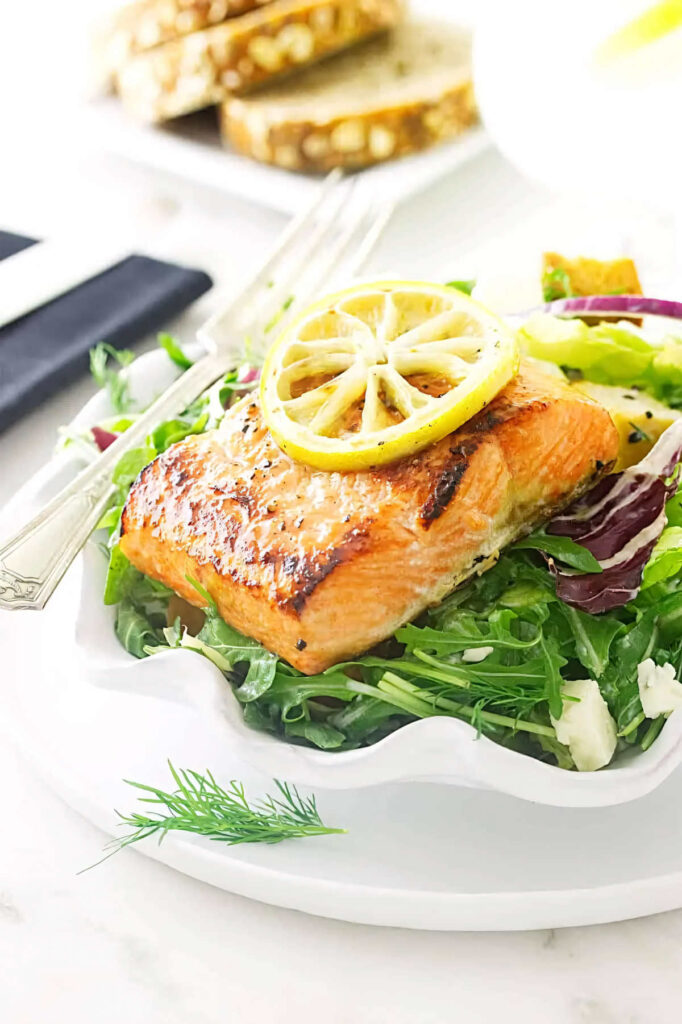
597, 1, 682, 62
260, 281, 518, 472
573, 380, 681, 472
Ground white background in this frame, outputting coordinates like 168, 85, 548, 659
2, 1, 682, 1021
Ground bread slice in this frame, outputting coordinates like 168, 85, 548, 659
100, 0, 277, 77
220, 20, 476, 171
116, 0, 404, 122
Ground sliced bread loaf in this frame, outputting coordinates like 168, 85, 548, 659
220, 20, 476, 171
116, 0, 404, 122
101, 1, 277, 77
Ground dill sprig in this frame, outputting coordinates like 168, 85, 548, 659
90, 763, 344, 867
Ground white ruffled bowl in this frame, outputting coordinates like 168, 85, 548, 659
13, 346, 682, 809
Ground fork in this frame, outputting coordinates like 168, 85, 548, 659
0, 173, 393, 611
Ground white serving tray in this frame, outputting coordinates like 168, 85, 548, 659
82, 98, 489, 214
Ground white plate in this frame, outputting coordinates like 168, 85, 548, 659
2, 350, 682, 929
82, 98, 489, 214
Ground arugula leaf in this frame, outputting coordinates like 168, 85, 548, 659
90, 343, 136, 414
258, 669, 358, 717
557, 604, 624, 678
500, 580, 555, 609
599, 609, 657, 731
158, 332, 193, 370
218, 370, 240, 408
116, 602, 165, 659
656, 591, 682, 641
329, 696, 401, 745
537, 731, 575, 770
142, 575, 278, 700
284, 720, 346, 749
397, 608, 540, 653
513, 530, 602, 573
539, 635, 565, 719
196, 613, 278, 701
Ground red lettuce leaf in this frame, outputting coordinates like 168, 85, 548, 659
545, 422, 682, 613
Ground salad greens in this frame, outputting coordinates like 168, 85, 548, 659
91, 324, 682, 771
113, 523, 682, 764
89, 343, 136, 414
521, 314, 682, 407
158, 332, 194, 370
446, 279, 476, 296
541, 267, 574, 303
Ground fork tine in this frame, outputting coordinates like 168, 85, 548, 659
246, 191, 394, 353
244, 176, 357, 334
198, 168, 343, 347
343, 199, 394, 280
233, 168, 344, 302
284, 186, 387, 306
201, 172, 393, 360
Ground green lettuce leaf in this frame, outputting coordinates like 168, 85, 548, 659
641, 527, 682, 588
158, 332, 194, 370
521, 315, 682, 409
520, 315, 653, 386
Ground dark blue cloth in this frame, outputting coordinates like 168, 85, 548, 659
0, 231, 212, 433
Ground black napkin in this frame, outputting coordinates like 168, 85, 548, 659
0, 230, 212, 433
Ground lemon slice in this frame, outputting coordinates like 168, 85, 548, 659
260, 280, 518, 471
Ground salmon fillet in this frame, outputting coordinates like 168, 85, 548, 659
120, 362, 619, 673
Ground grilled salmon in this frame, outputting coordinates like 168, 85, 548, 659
120, 361, 619, 673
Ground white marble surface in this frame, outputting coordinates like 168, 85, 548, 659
3, 2, 682, 1016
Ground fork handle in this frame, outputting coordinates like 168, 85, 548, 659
0, 351, 226, 611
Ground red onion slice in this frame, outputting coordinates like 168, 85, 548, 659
542, 295, 682, 321
238, 366, 261, 385
91, 426, 118, 452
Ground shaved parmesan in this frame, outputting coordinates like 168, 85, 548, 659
550, 679, 617, 771
637, 659, 682, 718
461, 646, 494, 663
